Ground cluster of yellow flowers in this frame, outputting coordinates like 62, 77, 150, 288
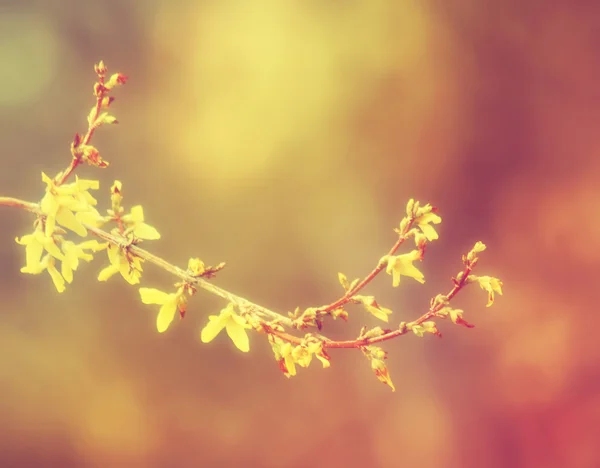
16, 174, 160, 291
7, 61, 504, 392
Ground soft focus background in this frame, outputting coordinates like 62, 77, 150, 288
1, 1, 599, 467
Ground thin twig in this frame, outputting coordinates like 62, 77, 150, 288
317, 226, 414, 313
0, 197, 40, 213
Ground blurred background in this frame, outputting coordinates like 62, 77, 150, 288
1, 1, 599, 467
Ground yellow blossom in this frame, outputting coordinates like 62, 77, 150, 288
188, 258, 206, 276
40, 173, 99, 237
17, 251, 65, 293
384, 250, 425, 287
473, 275, 503, 307
15, 227, 64, 273
15, 226, 93, 292
75, 206, 106, 228
371, 358, 395, 392
61, 240, 105, 283
121, 205, 160, 240
414, 209, 441, 241
97, 243, 143, 284
292, 345, 312, 368
409, 321, 441, 337
280, 342, 297, 376
200, 303, 251, 352
305, 341, 330, 368
354, 295, 392, 322
139, 287, 184, 332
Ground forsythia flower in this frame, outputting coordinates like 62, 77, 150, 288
384, 250, 425, 287
414, 206, 441, 241
16, 227, 103, 292
354, 295, 393, 322
121, 205, 160, 240
16, 232, 65, 292
271, 338, 331, 377
200, 303, 251, 352
40, 172, 99, 237
75, 206, 106, 228
97, 243, 143, 284
371, 358, 396, 392
15, 226, 64, 272
21, 254, 65, 293
292, 341, 331, 369
280, 342, 297, 376
187, 257, 206, 276
139, 287, 185, 332
471, 275, 503, 307
61, 239, 105, 283
362, 346, 395, 391
408, 321, 441, 337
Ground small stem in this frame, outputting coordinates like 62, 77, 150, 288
317, 217, 415, 314
55, 76, 105, 186
318, 264, 473, 349
84, 224, 296, 328
0, 197, 39, 213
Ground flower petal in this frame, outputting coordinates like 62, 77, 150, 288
24, 239, 44, 271
156, 300, 177, 333
200, 315, 227, 343
225, 320, 250, 352
56, 207, 87, 236
119, 262, 141, 284
139, 287, 171, 305
130, 205, 145, 222
61, 259, 74, 284
98, 264, 119, 281
134, 223, 160, 240
47, 260, 66, 293
385, 251, 425, 287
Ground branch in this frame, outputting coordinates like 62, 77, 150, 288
1, 60, 504, 391
0, 197, 39, 213
86, 223, 296, 327
0, 196, 295, 328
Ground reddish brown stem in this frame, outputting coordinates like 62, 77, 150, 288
317, 218, 415, 314
272, 264, 474, 349
55, 76, 105, 186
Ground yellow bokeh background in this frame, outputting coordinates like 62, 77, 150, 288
1, 1, 599, 467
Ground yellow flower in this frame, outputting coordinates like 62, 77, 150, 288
354, 295, 392, 322
371, 358, 396, 392
61, 240, 105, 283
384, 250, 425, 287
187, 258, 206, 276
292, 341, 331, 369
200, 303, 251, 352
139, 287, 184, 332
280, 342, 297, 376
97, 243, 143, 284
409, 321, 441, 337
271, 340, 331, 378
75, 206, 106, 228
15, 227, 64, 273
291, 345, 312, 368
15, 227, 97, 293
18, 251, 65, 293
473, 275, 503, 307
121, 205, 160, 240
40, 173, 99, 237
40, 255, 66, 293
414, 210, 441, 241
